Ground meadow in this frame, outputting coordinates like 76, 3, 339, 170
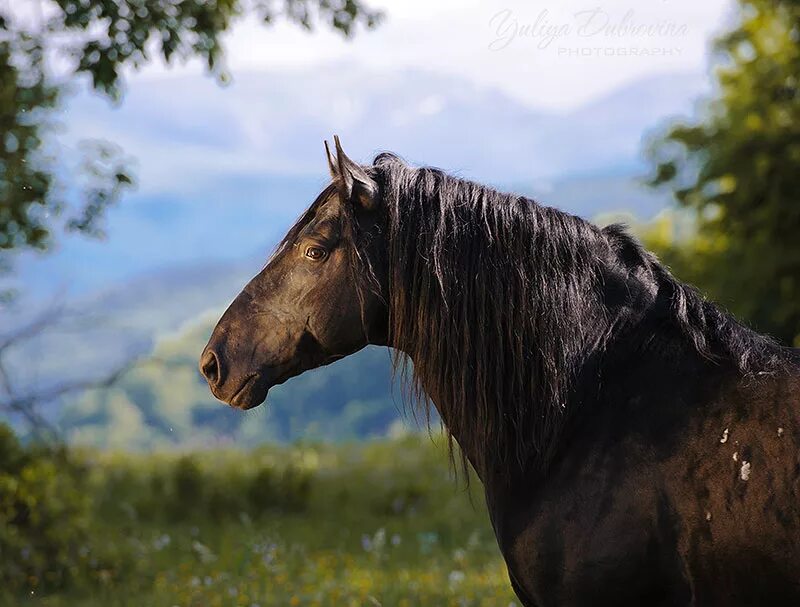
1, 428, 518, 607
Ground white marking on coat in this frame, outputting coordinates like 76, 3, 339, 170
732, 452, 738, 462
740, 461, 751, 481
777, 427, 784, 437
720, 428, 729, 444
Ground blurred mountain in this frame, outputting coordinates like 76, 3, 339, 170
64, 67, 707, 189
59, 315, 407, 449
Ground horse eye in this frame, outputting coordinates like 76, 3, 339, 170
304, 245, 327, 261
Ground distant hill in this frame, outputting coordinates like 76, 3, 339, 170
63, 67, 708, 187
59, 314, 408, 449
11, 174, 325, 297
519, 171, 673, 219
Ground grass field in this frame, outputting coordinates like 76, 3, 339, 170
3, 434, 519, 607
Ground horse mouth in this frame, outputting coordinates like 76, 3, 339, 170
227, 365, 298, 410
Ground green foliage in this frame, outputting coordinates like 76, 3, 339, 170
87, 450, 314, 526
48, 0, 382, 98
648, 0, 800, 344
0, 425, 90, 593
0, 32, 134, 269
0, 430, 516, 605
0, 0, 381, 275
0, 35, 59, 252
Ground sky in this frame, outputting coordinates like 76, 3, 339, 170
47, 0, 738, 193
139, 0, 737, 112
7, 0, 739, 182
1, 0, 742, 379
5, 0, 739, 299
5, 0, 737, 113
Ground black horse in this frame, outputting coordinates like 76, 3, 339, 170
200, 138, 800, 606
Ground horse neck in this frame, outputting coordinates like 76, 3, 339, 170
400, 259, 720, 483
383, 190, 762, 481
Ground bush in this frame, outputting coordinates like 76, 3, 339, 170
0, 424, 90, 593
246, 463, 313, 514
247, 466, 276, 511
167, 456, 205, 521
89, 451, 315, 525
274, 465, 312, 513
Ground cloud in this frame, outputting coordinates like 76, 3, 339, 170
132, 0, 734, 111
61, 65, 708, 199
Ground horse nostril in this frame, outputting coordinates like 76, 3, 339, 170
200, 350, 221, 386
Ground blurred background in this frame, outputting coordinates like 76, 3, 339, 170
1, 0, 798, 604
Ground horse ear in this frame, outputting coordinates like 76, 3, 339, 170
333, 135, 378, 211
324, 140, 338, 179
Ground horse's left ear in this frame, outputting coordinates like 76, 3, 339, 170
324, 140, 338, 180
332, 135, 378, 211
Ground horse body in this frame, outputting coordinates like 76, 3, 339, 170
200, 139, 800, 605
484, 370, 800, 606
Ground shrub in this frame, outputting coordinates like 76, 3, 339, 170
276, 465, 312, 513
167, 456, 205, 521
247, 466, 277, 511
0, 424, 90, 593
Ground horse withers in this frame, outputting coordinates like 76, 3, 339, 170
200, 138, 800, 606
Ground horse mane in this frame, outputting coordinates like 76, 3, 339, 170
361, 153, 791, 478
277, 154, 791, 479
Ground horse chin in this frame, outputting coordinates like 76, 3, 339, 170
227, 364, 301, 410
228, 376, 270, 410
225, 333, 337, 410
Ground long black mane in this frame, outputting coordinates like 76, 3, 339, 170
283, 154, 793, 478
369, 154, 795, 477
